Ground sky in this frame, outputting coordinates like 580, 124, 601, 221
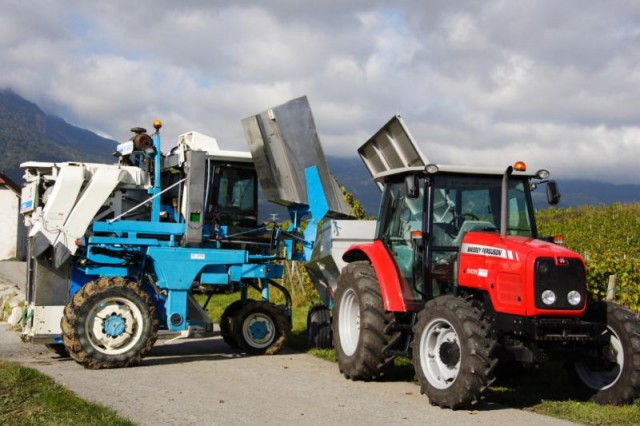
1, 1, 639, 184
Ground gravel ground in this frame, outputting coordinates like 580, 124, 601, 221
0, 261, 577, 426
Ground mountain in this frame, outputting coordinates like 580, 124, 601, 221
2, 90, 639, 216
554, 180, 640, 206
0, 90, 116, 182
326, 157, 640, 215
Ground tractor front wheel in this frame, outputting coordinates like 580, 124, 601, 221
412, 295, 497, 409
569, 301, 640, 404
61, 277, 159, 369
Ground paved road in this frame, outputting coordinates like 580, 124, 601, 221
0, 261, 576, 425
0, 260, 26, 292
0, 327, 577, 426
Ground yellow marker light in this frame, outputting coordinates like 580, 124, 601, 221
153, 120, 163, 130
513, 161, 527, 171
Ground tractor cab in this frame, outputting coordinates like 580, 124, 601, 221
359, 116, 560, 304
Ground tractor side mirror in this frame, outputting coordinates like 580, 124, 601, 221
405, 174, 419, 199
546, 180, 561, 205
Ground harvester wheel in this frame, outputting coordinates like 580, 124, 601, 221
61, 277, 159, 369
220, 300, 249, 349
412, 295, 497, 409
333, 262, 397, 380
232, 300, 290, 355
569, 301, 640, 404
307, 304, 332, 349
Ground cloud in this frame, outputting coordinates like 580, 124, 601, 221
0, 1, 639, 184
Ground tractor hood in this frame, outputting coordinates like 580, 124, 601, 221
458, 231, 587, 317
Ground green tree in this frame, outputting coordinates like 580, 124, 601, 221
341, 185, 367, 219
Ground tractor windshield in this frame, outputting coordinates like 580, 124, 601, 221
431, 174, 535, 246
428, 173, 536, 297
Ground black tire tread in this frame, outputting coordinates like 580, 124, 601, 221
61, 277, 159, 369
333, 261, 399, 381
220, 300, 250, 349
233, 300, 290, 355
411, 295, 497, 409
570, 301, 640, 405
307, 304, 332, 349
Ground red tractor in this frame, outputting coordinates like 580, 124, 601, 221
332, 116, 640, 409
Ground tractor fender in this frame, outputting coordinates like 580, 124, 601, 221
342, 240, 412, 312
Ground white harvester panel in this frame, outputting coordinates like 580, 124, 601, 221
177, 131, 253, 163
28, 164, 87, 247
53, 166, 127, 257
32, 305, 64, 336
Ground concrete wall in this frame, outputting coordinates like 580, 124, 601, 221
0, 188, 19, 260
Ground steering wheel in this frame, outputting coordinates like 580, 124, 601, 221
450, 212, 479, 231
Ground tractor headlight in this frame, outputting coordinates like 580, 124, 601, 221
425, 164, 439, 174
567, 291, 582, 306
541, 290, 556, 305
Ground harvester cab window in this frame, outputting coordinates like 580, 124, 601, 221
211, 165, 258, 228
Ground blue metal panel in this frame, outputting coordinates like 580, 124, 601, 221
200, 273, 229, 285
86, 248, 143, 265
166, 291, 188, 331
148, 246, 248, 291
80, 265, 136, 277
94, 220, 186, 236
88, 236, 176, 248
70, 267, 99, 296
302, 165, 329, 261
151, 131, 162, 222
229, 264, 284, 281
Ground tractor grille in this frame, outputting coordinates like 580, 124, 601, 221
534, 257, 586, 310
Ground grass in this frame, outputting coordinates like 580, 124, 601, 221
0, 360, 133, 426
490, 363, 640, 425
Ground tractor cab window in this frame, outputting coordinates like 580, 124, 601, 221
431, 174, 533, 246
378, 178, 425, 302
429, 174, 534, 296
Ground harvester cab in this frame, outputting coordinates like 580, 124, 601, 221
19, 96, 355, 370
20, 120, 293, 368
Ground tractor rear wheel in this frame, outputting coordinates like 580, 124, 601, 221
232, 300, 290, 355
61, 277, 159, 369
307, 304, 332, 349
412, 295, 497, 409
333, 262, 397, 380
569, 301, 640, 404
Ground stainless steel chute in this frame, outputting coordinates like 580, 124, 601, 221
242, 96, 353, 218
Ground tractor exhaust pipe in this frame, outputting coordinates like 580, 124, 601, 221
500, 166, 514, 237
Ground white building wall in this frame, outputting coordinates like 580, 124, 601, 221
0, 188, 19, 260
